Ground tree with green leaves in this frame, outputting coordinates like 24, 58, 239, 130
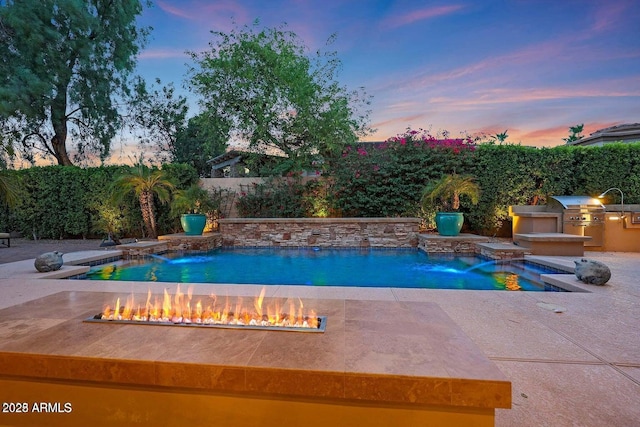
188, 21, 372, 175
111, 164, 174, 239
486, 130, 509, 145
563, 124, 584, 144
0, 0, 150, 165
127, 77, 190, 164
173, 112, 230, 177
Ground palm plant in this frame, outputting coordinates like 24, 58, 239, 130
0, 172, 19, 209
421, 173, 481, 236
112, 165, 175, 239
421, 173, 480, 212
170, 183, 215, 216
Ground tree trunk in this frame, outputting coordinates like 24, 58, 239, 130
452, 191, 460, 211
51, 85, 74, 166
51, 133, 73, 166
139, 191, 157, 238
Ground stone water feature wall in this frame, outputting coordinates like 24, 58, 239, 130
418, 233, 490, 254
218, 218, 421, 248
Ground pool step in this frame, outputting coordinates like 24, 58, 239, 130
116, 241, 169, 258
475, 242, 531, 259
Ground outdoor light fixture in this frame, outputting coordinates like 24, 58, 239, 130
598, 187, 624, 218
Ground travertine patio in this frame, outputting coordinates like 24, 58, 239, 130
0, 243, 638, 426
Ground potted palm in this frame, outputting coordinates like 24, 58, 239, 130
171, 184, 215, 235
421, 173, 480, 236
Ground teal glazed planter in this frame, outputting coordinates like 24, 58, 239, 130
180, 214, 207, 236
435, 212, 464, 236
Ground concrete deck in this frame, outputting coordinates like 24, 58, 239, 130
0, 242, 638, 426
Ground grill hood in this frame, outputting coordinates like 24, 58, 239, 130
549, 196, 604, 209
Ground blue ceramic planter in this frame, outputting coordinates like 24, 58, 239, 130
435, 212, 464, 236
180, 214, 207, 236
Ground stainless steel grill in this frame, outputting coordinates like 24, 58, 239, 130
548, 196, 605, 247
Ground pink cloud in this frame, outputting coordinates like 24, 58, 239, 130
372, 114, 425, 129
382, 5, 465, 29
591, 1, 631, 32
377, 35, 640, 100
157, 1, 193, 19
470, 121, 626, 148
515, 125, 568, 141
441, 85, 638, 107
157, 0, 249, 25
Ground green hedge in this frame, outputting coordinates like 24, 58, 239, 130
328, 131, 476, 217
326, 140, 640, 234
0, 164, 199, 239
2, 143, 639, 239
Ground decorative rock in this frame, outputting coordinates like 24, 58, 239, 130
574, 258, 611, 286
34, 251, 64, 273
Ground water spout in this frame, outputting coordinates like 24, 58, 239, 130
464, 258, 527, 273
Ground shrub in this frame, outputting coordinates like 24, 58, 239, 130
329, 128, 476, 217
3, 142, 640, 238
236, 177, 314, 218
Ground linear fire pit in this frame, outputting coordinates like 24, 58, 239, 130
84, 285, 326, 332
84, 315, 327, 332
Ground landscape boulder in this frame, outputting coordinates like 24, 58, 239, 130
34, 251, 64, 273
574, 259, 611, 286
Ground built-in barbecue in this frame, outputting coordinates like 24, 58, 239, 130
544, 196, 604, 247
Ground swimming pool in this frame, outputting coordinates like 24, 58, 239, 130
85, 248, 564, 292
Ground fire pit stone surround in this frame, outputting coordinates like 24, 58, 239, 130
0, 291, 510, 426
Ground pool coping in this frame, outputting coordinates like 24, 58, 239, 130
53, 246, 585, 293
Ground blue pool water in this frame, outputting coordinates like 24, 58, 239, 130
85, 248, 564, 292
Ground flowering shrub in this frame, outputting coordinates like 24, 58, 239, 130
329, 128, 477, 218
382, 128, 476, 154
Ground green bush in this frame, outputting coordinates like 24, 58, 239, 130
3, 163, 200, 239
329, 129, 476, 217
329, 136, 640, 235
2, 143, 639, 239
236, 178, 312, 218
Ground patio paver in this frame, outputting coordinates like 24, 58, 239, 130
0, 246, 638, 426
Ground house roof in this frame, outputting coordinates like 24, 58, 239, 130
568, 123, 640, 146
207, 149, 286, 167
207, 150, 243, 166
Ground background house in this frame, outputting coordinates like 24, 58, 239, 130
568, 123, 640, 146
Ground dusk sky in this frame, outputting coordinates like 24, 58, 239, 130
135, 0, 640, 148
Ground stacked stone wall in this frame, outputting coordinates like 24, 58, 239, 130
157, 233, 222, 252
218, 218, 420, 248
417, 234, 490, 254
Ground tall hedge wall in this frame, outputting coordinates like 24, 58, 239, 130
327, 142, 640, 235
1, 144, 639, 239
0, 164, 199, 240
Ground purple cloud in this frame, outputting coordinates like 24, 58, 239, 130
381, 5, 465, 29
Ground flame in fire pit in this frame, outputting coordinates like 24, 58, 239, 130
93, 285, 323, 331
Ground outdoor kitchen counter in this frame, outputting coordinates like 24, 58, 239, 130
0, 291, 510, 426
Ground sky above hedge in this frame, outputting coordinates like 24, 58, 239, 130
136, 0, 640, 148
